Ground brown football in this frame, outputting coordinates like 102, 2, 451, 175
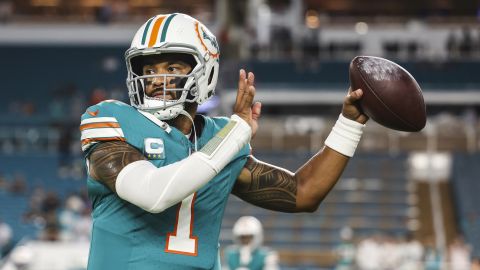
349, 56, 426, 132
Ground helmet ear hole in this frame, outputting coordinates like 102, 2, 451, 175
207, 66, 215, 85
207, 89, 214, 99
206, 66, 216, 99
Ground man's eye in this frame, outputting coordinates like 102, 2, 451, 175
145, 69, 155, 74
168, 65, 186, 73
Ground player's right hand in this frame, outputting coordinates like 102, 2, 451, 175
342, 87, 369, 124
233, 69, 260, 137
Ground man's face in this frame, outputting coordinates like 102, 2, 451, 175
239, 235, 254, 246
142, 54, 193, 100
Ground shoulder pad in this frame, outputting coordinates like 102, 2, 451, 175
79, 100, 129, 152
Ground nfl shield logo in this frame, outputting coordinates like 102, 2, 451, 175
144, 138, 165, 159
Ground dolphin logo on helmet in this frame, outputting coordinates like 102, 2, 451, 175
202, 28, 219, 52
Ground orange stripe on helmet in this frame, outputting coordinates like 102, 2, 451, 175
148, 15, 167, 47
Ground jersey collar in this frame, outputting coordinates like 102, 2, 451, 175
137, 109, 172, 133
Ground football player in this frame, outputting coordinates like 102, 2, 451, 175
224, 216, 278, 270
80, 13, 368, 269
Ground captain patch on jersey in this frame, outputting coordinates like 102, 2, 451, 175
144, 138, 165, 159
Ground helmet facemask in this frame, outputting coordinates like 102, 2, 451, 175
126, 46, 205, 120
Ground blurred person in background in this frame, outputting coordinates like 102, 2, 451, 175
80, 13, 368, 269
72, 208, 92, 242
8, 174, 26, 195
0, 173, 8, 193
355, 234, 383, 270
58, 194, 86, 242
223, 216, 278, 270
448, 234, 471, 270
0, 219, 12, 257
398, 233, 424, 270
380, 234, 403, 269
334, 226, 356, 270
424, 236, 443, 270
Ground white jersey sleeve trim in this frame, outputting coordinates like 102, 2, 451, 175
80, 128, 124, 141
80, 117, 118, 125
80, 116, 125, 152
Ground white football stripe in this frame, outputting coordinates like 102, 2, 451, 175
81, 117, 118, 125
81, 127, 124, 140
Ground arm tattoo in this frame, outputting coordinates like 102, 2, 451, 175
88, 141, 146, 192
233, 157, 297, 212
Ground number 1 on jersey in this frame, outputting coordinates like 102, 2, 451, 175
165, 193, 198, 256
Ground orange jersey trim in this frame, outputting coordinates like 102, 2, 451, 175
79, 122, 120, 131
87, 109, 99, 117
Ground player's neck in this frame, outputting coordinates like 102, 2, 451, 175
171, 115, 193, 135
168, 103, 198, 136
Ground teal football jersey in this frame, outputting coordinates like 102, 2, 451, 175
80, 100, 250, 270
224, 246, 275, 270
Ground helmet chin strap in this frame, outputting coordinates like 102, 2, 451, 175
178, 109, 198, 152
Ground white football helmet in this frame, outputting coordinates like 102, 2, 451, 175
125, 13, 220, 120
232, 216, 264, 249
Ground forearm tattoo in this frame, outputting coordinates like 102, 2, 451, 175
88, 141, 146, 191
233, 157, 297, 212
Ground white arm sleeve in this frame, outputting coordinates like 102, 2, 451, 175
115, 114, 251, 213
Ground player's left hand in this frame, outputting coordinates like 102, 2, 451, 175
251, 101, 261, 138
342, 87, 369, 124
234, 69, 262, 138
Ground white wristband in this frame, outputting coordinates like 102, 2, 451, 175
325, 114, 365, 157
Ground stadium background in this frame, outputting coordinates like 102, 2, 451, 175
0, 0, 479, 269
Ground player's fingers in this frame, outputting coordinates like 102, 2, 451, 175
247, 72, 255, 86
235, 69, 247, 106
238, 84, 254, 113
242, 85, 256, 109
245, 72, 255, 102
345, 88, 363, 104
252, 101, 262, 120
351, 88, 363, 99
238, 72, 255, 107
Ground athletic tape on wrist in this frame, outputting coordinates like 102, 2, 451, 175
198, 114, 251, 172
324, 114, 365, 157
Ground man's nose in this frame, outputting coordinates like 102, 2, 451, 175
151, 75, 166, 87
